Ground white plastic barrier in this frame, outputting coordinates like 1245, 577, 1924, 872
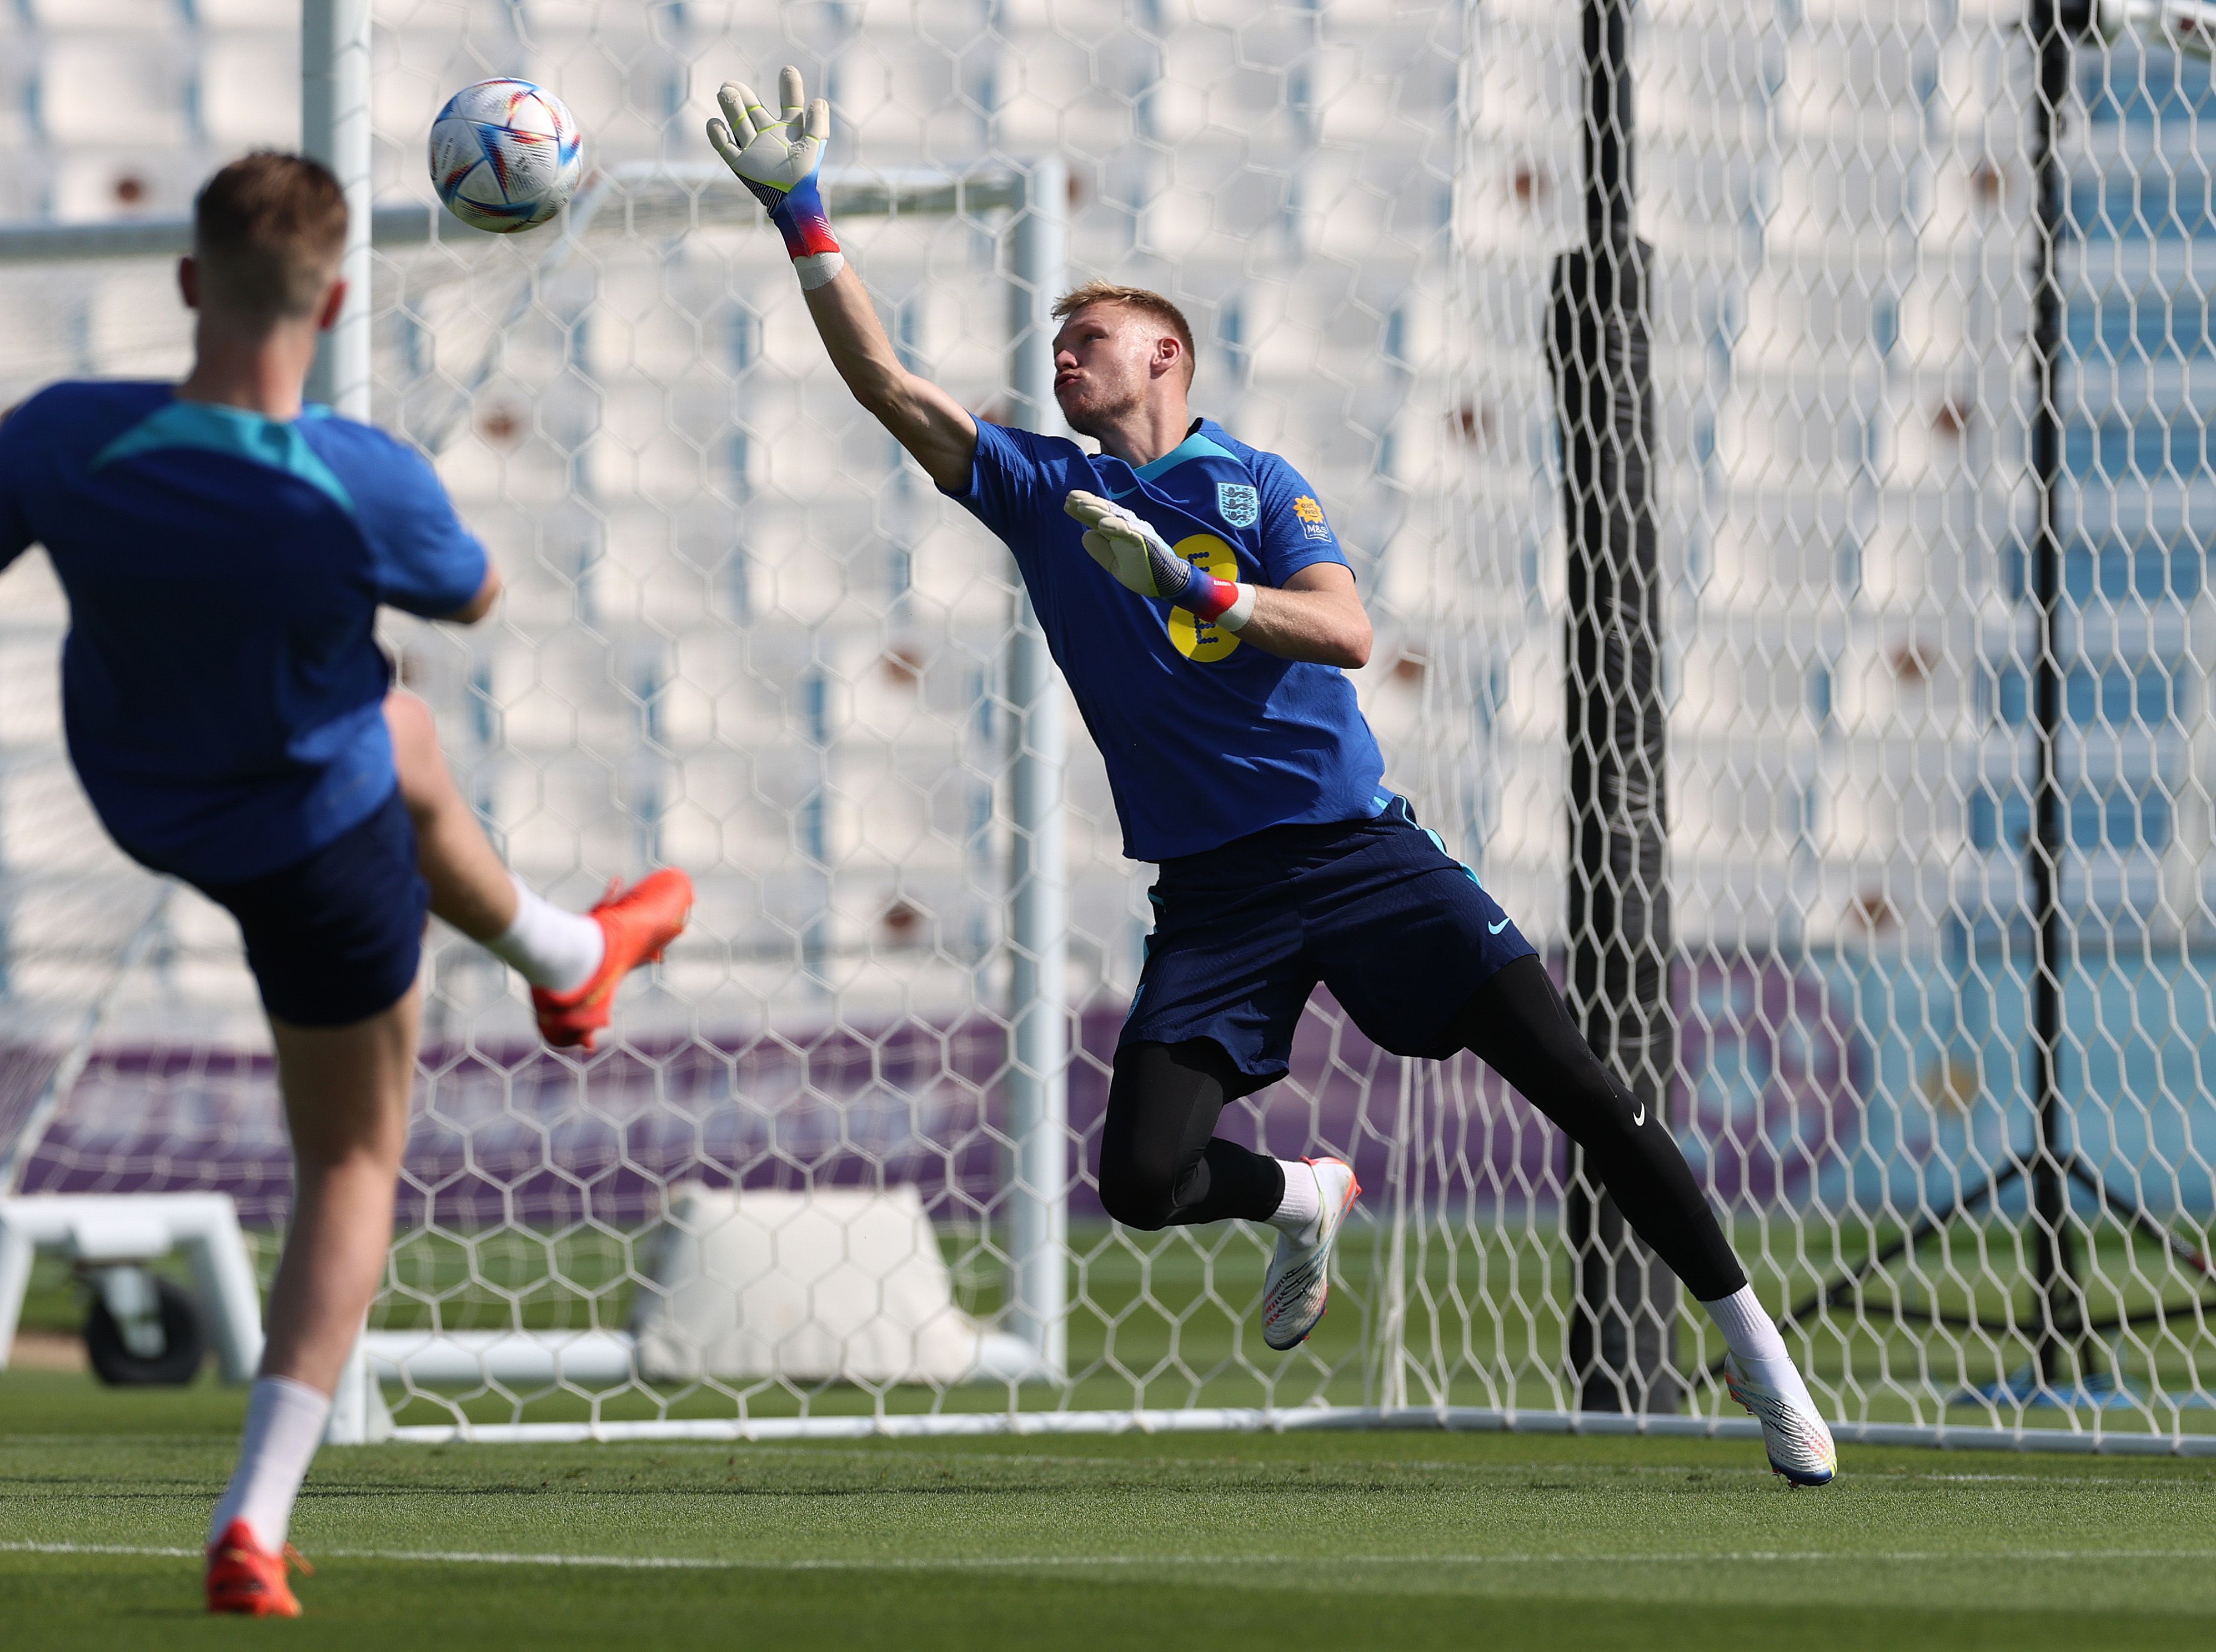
631, 1184, 1054, 1385
0, 1192, 263, 1382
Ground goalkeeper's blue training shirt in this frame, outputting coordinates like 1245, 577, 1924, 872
0, 381, 488, 883
947, 417, 1386, 862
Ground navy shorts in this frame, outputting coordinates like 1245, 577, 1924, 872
1122, 796, 1537, 1083
144, 786, 428, 1027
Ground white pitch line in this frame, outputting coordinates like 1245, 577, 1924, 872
6, 1540, 2216, 1571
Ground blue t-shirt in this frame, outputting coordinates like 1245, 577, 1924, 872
0, 381, 489, 883
949, 417, 1386, 861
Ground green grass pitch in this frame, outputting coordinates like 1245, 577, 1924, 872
5, 1370, 2216, 1649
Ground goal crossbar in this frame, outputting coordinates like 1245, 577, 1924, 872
0, 163, 1030, 266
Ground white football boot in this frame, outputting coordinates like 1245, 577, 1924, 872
1261, 1158, 1361, 1351
1725, 1355, 1838, 1487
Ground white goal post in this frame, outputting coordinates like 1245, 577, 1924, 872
0, 147, 1079, 1428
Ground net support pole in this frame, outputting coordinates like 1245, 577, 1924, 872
1004, 155, 1069, 1378
302, 0, 372, 418
2025, 0, 2089, 1389
1546, 0, 1679, 1415
303, 0, 380, 1443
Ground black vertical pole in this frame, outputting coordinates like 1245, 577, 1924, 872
2026, 0, 2087, 1388
1547, 0, 1678, 1414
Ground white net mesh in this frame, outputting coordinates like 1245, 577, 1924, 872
2, 0, 2213, 1445
1447, 0, 2216, 1435
0, 0, 1457, 1429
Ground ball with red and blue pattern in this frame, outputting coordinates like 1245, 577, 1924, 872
429, 78, 584, 234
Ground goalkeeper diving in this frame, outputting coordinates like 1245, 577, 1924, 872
709, 70, 1836, 1487
0, 153, 694, 1615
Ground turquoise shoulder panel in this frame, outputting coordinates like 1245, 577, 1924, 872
89, 401, 355, 512
1133, 430, 1241, 481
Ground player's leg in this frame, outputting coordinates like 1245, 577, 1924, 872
384, 690, 691, 1050
205, 986, 423, 1616
189, 789, 430, 1614
1099, 1037, 1358, 1350
1310, 797, 1832, 1480
1444, 960, 1740, 1300
1443, 958, 1836, 1485
1099, 1037, 1284, 1228
257, 993, 421, 1392
385, 689, 595, 975
1102, 883, 1359, 1352
384, 689, 529, 944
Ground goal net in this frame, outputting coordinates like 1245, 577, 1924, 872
1, 0, 2212, 1452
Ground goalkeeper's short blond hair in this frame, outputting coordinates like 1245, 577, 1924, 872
1052, 282, 1197, 383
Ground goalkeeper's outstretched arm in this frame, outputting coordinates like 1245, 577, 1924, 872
705, 68, 977, 494
704, 66, 1366, 670
799, 265, 978, 494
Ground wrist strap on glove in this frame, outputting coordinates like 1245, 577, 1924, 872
740, 173, 844, 290
1179, 564, 1257, 631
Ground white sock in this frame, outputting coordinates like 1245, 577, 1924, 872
1265, 1159, 1322, 1240
208, 1375, 331, 1550
1702, 1284, 1817, 1407
483, 875, 604, 993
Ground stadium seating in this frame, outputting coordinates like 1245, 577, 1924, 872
3, 1, 2201, 1056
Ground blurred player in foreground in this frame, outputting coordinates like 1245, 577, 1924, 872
0, 153, 693, 1615
709, 70, 1834, 1488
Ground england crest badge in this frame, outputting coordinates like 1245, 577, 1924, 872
1216, 481, 1260, 529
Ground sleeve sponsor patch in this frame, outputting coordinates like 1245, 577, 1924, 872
1292, 494, 1332, 539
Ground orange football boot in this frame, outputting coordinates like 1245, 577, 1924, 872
530, 868, 694, 1051
205, 1518, 309, 1617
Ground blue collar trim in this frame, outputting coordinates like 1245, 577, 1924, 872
90, 399, 354, 511
1132, 428, 1239, 481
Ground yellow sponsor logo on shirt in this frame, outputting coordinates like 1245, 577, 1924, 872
1292, 495, 1324, 524
1166, 533, 1242, 663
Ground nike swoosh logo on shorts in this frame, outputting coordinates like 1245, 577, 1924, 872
1633, 1102, 1646, 1126
1487, 918, 1509, 935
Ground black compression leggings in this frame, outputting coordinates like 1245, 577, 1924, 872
1096, 955, 1746, 1300
1445, 956, 1744, 1300
1097, 1039, 1286, 1230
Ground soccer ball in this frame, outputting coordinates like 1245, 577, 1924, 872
428, 78, 583, 234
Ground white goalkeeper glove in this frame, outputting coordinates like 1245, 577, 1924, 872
705, 66, 844, 290
1064, 490, 1256, 630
